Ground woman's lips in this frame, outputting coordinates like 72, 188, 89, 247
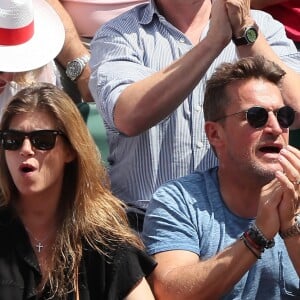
19, 163, 37, 173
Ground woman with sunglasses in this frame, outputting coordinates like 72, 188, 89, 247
0, 83, 156, 299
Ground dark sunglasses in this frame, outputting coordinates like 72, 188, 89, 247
215, 105, 295, 129
0, 130, 65, 151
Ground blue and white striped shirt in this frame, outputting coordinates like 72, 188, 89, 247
89, 1, 300, 207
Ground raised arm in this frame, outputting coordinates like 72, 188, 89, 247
46, 0, 93, 101
107, 0, 232, 136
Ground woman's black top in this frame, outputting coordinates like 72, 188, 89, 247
0, 207, 156, 299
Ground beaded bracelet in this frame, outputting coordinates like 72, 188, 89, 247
248, 223, 275, 249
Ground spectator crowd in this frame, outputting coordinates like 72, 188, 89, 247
0, 0, 300, 298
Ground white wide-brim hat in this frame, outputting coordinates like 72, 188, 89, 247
0, 0, 65, 72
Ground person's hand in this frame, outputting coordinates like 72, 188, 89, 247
225, 0, 253, 37
76, 65, 94, 102
208, 0, 232, 47
255, 178, 282, 240
276, 145, 300, 230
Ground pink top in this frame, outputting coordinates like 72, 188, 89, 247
263, 1, 300, 42
60, 0, 148, 37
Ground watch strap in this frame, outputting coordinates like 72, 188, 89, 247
77, 54, 90, 65
248, 222, 275, 249
232, 23, 258, 46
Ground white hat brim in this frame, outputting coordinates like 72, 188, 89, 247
0, 0, 65, 72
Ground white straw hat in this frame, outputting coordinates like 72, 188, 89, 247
0, 0, 65, 72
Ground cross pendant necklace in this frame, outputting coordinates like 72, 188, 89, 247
35, 242, 44, 253
25, 227, 51, 253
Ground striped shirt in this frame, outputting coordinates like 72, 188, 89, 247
89, 1, 300, 207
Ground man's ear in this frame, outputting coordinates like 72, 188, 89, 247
205, 121, 225, 149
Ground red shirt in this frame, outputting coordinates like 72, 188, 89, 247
263, 1, 300, 42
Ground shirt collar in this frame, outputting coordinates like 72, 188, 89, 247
139, 0, 162, 25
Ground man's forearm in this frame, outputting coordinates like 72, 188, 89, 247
46, 0, 93, 101
46, 0, 89, 66
152, 241, 259, 300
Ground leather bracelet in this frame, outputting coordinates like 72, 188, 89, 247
243, 231, 264, 251
279, 214, 300, 239
240, 235, 261, 259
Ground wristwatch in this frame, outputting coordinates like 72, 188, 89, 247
66, 54, 90, 81
232, 23, 259, 46
280, 213, 300, 239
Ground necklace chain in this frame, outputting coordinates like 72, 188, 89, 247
25, 227, 52, 253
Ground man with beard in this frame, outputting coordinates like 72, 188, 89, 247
143, 56, 300, 299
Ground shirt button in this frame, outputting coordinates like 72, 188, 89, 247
196, 141, 204, 148
179, 37, 185, 43
195, 105, 202, 112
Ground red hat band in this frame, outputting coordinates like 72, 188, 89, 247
0, 21, 34, 46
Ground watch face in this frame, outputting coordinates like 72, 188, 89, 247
246, 28, 258, 43
66, 60, 83, 81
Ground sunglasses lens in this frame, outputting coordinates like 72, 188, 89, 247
2, 132, 24, 150
1, 130, 61, 150
246, 107, 268, 128
277, 106, 295, 128
31, 131, 57, 150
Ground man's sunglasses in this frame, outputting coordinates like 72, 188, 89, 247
215, 105, 295, 129
0, 130, 65, 151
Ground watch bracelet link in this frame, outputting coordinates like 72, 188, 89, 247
279, 214, 300, 239
78, 54, 90, 65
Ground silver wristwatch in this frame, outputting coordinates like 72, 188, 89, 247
65, 54, 90, 81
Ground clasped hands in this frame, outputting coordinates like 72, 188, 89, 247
210, 0, 253, 45
257, 145, 300, 240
